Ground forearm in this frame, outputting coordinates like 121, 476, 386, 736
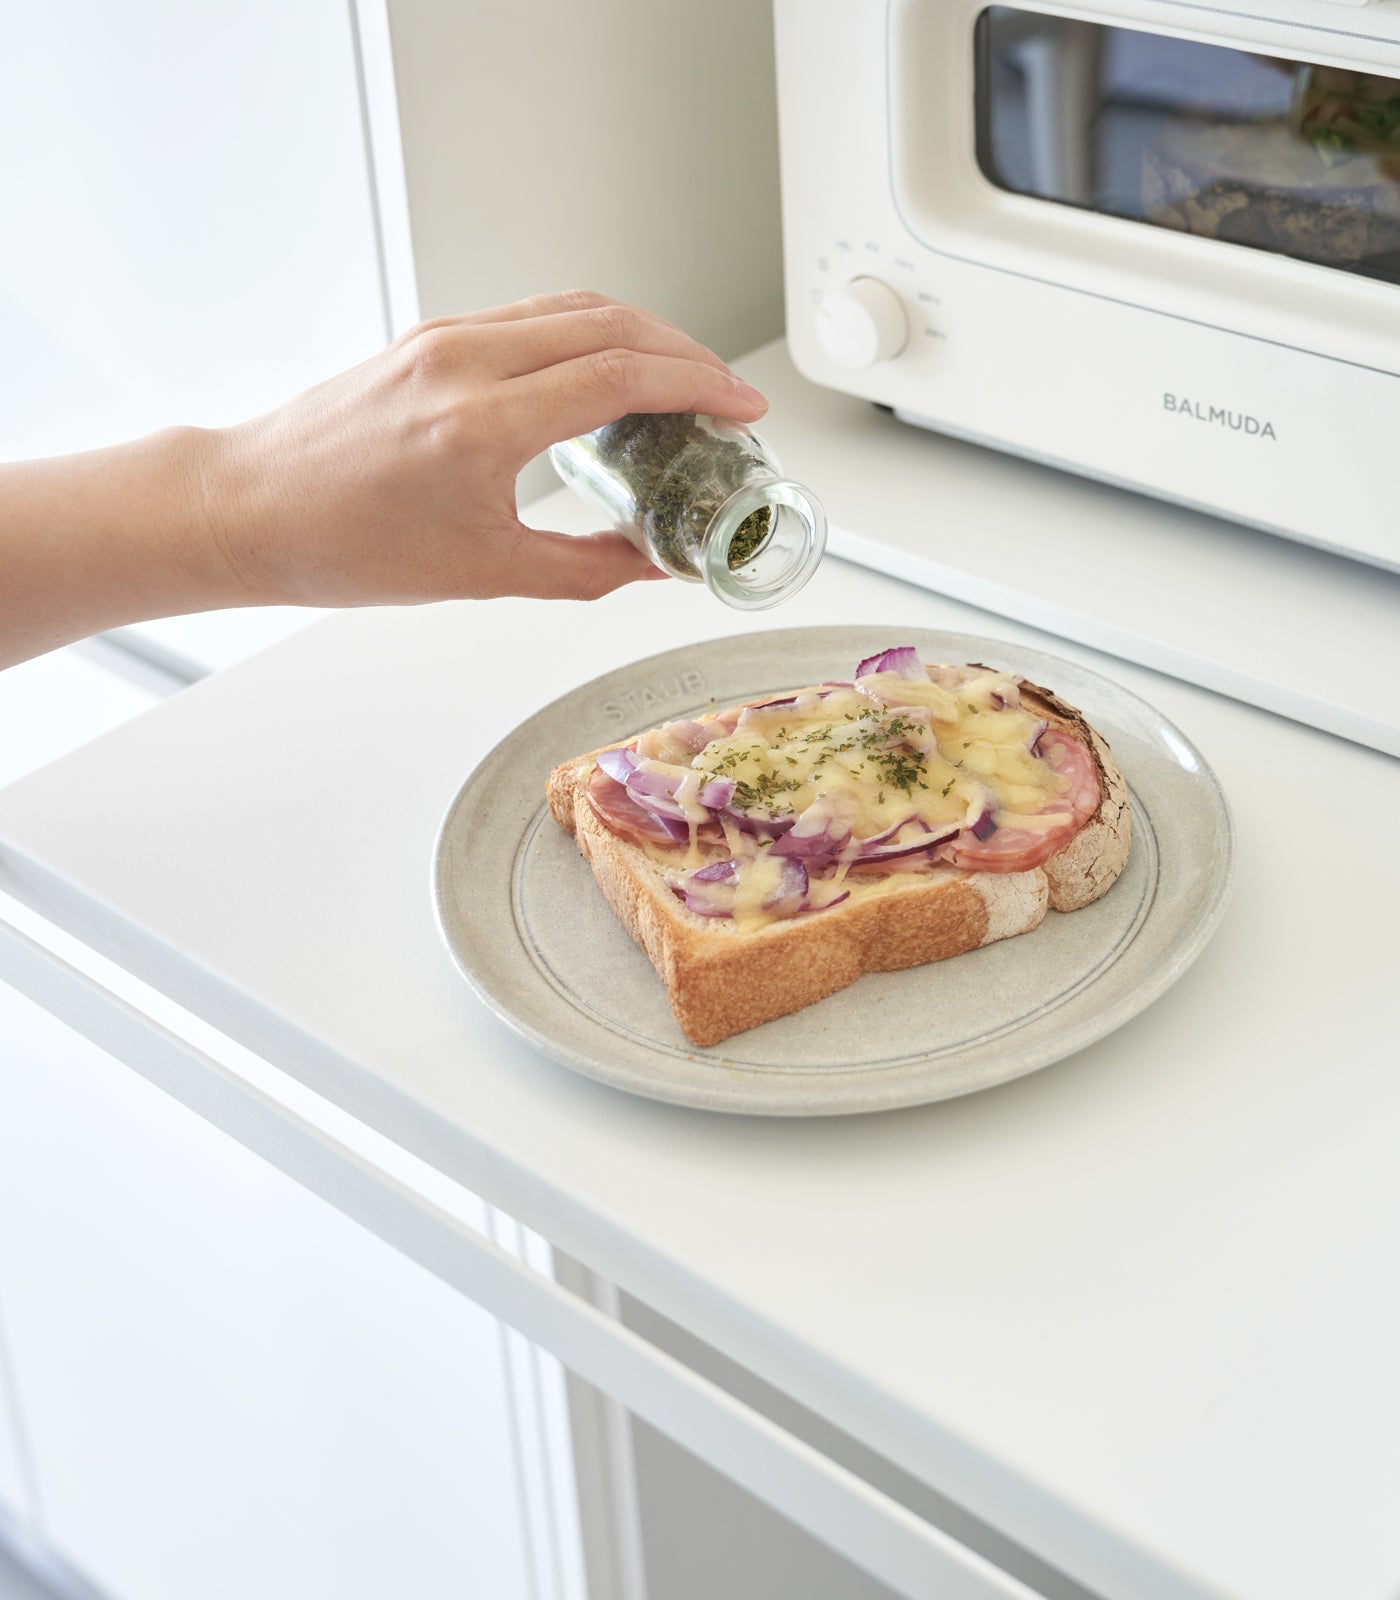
0, 427, 247, 669
0, 294, 768, 670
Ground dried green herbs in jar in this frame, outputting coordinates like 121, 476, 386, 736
548, 413, 826, 611
725, 505, 772, 570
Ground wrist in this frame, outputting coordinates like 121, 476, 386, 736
0, 425, 272, 669
184, 421, 287, 607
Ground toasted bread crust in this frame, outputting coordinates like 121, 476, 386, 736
547, 676, 1131, 1046
1018, 680, 1132, 912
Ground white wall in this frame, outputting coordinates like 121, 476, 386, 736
385, 0, 787, 502
0, 1, 388, 464
388, 0, 783, 356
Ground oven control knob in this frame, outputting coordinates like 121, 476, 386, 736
816, 277, 908, 368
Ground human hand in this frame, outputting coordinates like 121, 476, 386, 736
201, 289, 771, 607
0, 289, 769, 668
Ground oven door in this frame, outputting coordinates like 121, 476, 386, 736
890, 0, 1400, 367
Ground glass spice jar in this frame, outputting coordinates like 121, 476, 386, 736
547, 413, 827, 610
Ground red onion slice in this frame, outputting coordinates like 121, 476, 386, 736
700, 776, 737, 810
624, 767, 690, 819
691, 860, 738, 883
673, 855, 810, 920
851, 813, 921, 850
676, 859, 740, 918
722, 806, 798, 839
595, 746, 639, 784
855, 646, 927, 681
621, 764, 738, 821
770, 827, 846, 862
855, 820, 959, 862
765, 856, 811, 918
586, 766, 690, 846
591, 752, 725, 842
769, 790, 858, 863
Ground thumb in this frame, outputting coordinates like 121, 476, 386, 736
503, 525, 670, 601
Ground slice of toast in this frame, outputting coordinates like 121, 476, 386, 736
547, 674, 1131, 1047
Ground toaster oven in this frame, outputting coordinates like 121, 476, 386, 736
774, 0, 1400, 570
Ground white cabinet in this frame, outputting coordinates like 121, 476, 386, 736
0, 650, 166, 1544
0, 987, 536, 1600
0, 1317, 31, 1532
0, 648, 548, 1599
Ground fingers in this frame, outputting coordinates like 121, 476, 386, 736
405, 293, 737, 386
395, 290, 769, 456
505, 349, 769, 456
475, 304, 733, 382
450, 288, 622, 328
490, 526, 671, 601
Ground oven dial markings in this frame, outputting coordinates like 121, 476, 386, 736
811, 248, 947, 362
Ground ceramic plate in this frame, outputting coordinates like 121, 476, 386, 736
433, 626, 1233, 1115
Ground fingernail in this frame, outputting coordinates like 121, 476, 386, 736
734, 378, 767, 409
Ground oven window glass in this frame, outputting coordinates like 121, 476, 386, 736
975, 7, 1400, 284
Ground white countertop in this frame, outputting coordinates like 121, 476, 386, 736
2, 449, 1398, 1599
109, 606, 327, 678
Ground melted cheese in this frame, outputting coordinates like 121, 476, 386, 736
647, 667, 1069, 928
856, 672, 961, 724
731, 850, 788, 929
693, 682, 1060, 848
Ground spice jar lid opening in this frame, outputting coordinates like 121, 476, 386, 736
703, 479, 828, 611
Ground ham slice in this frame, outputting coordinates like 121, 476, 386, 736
938, 729, 1100, 874
586, 764, 726, 849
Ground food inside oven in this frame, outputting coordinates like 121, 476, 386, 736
975, 7, 1400, 284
